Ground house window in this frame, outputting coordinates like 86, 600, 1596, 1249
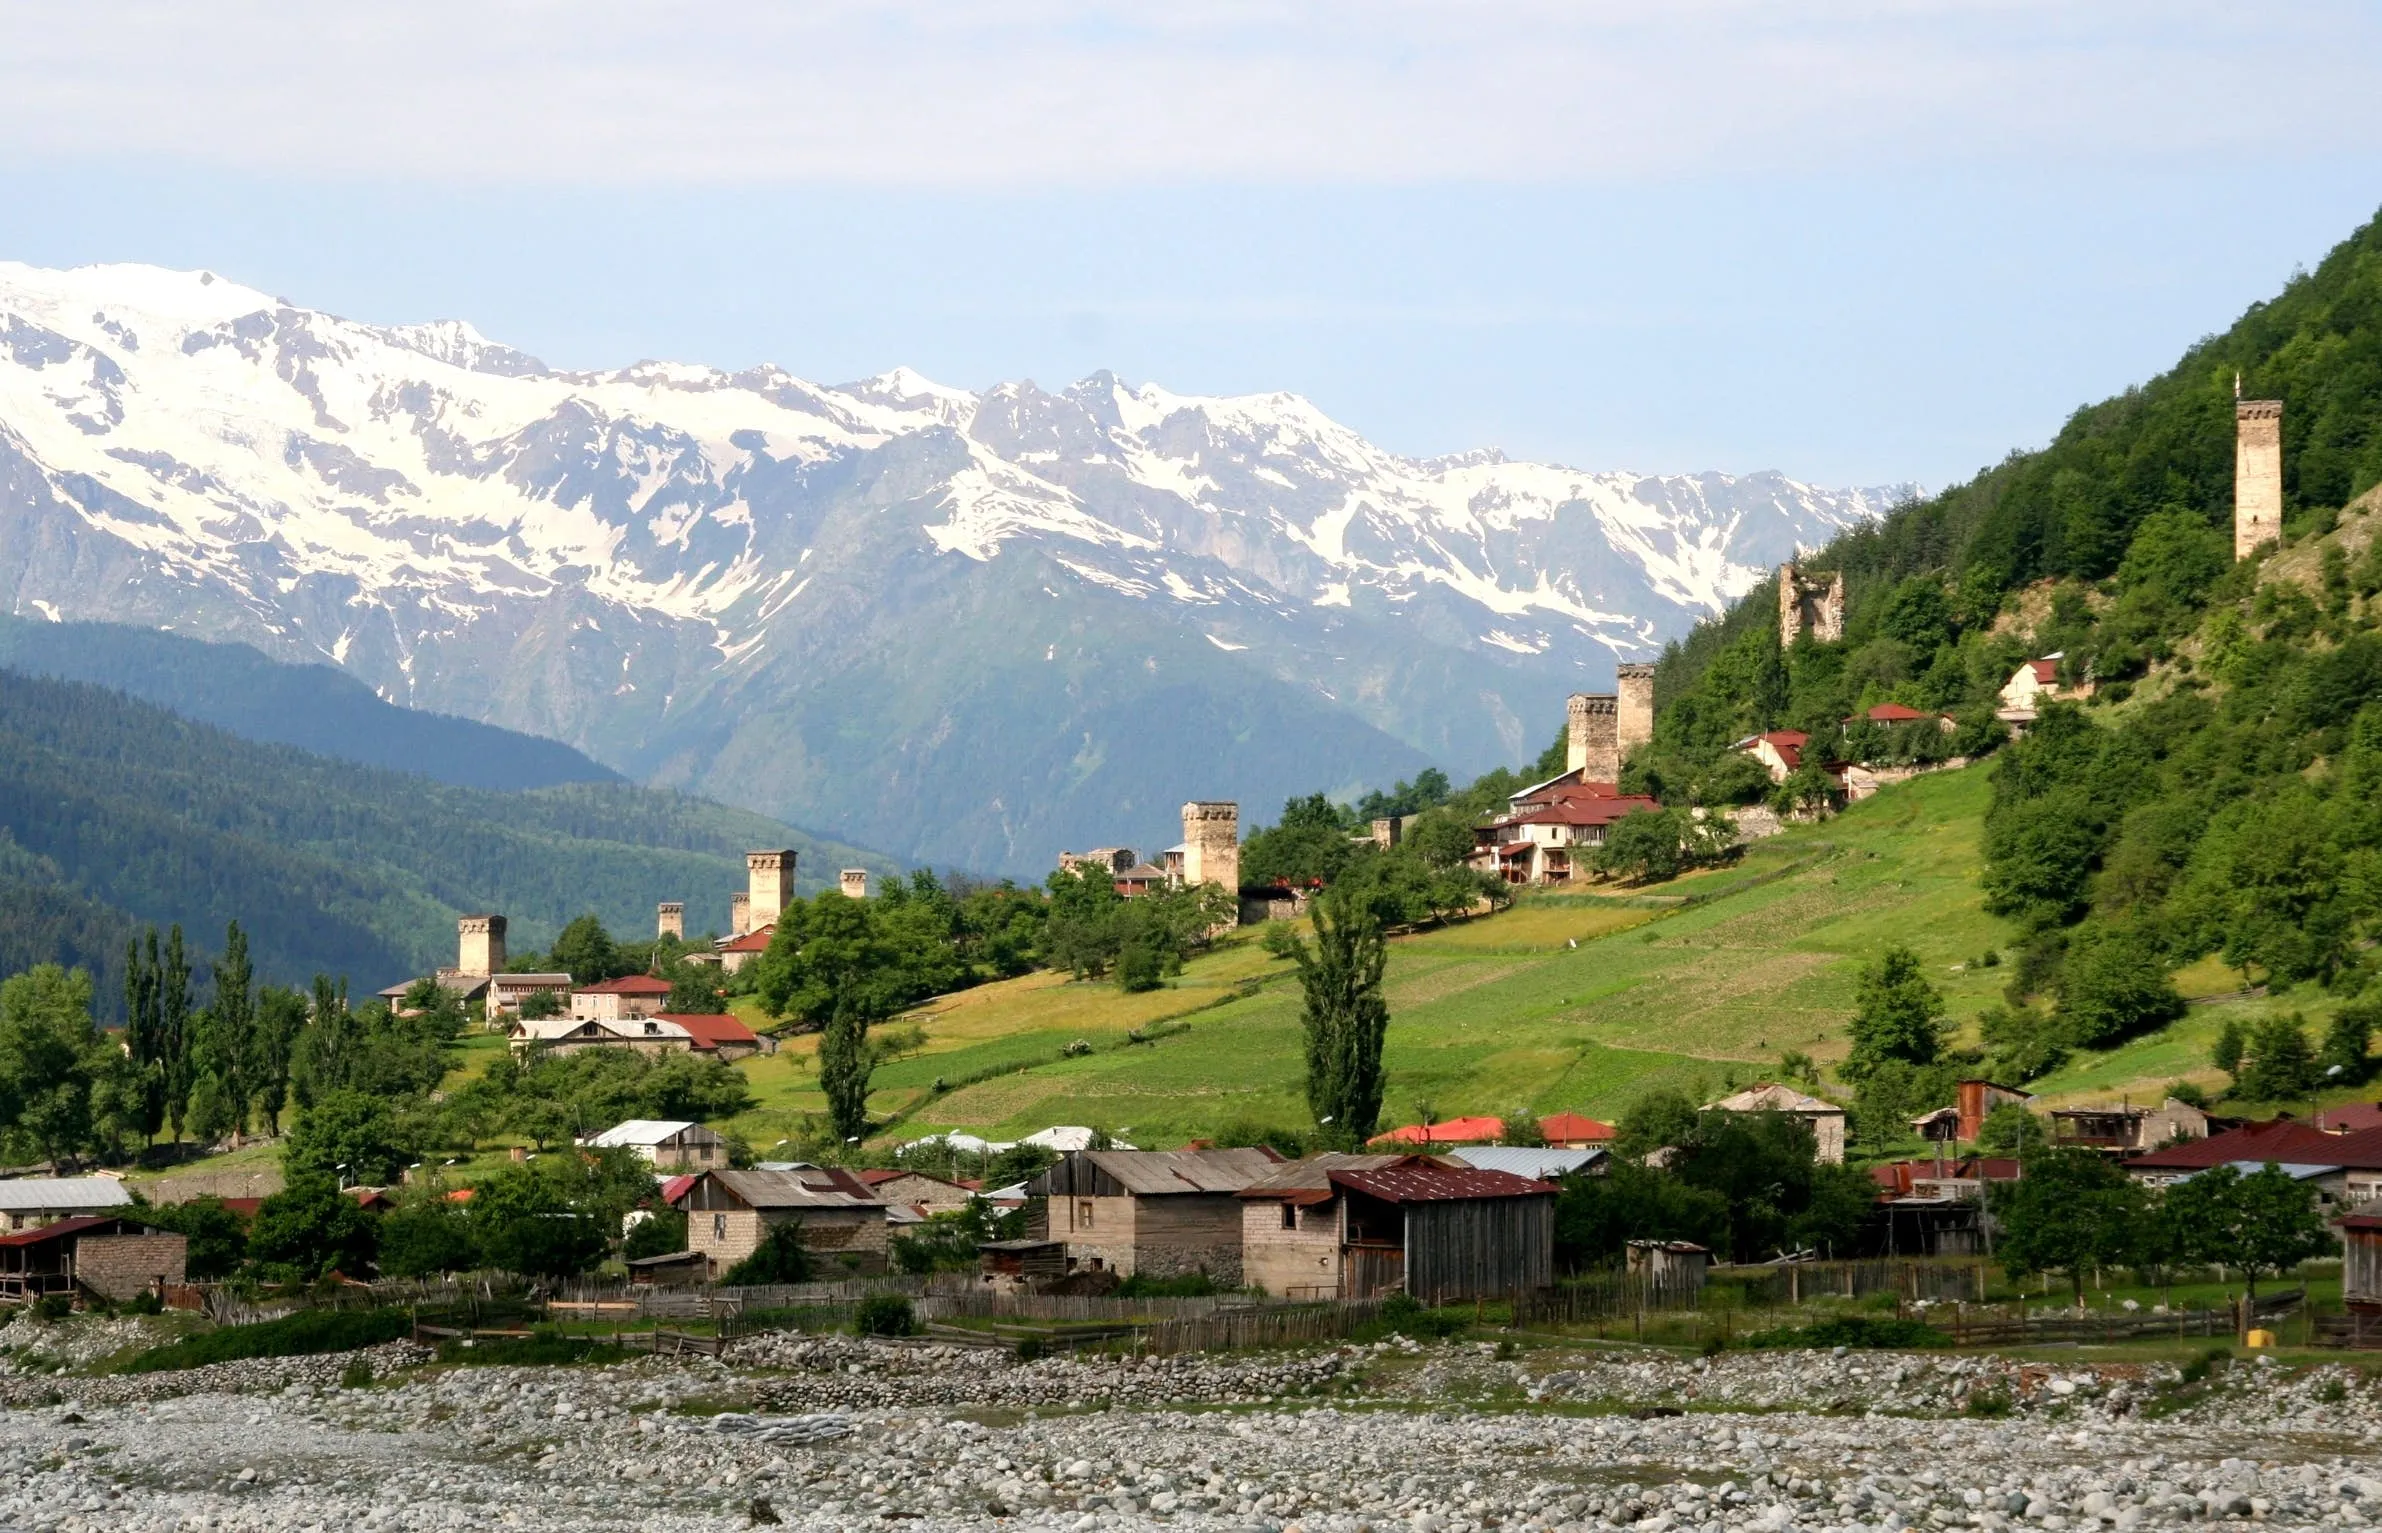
1279, 1205, 1296, 1230
1077, 1200, 1095, 1228
712, 1214, 727, 1241
698, 1143, 713, 1162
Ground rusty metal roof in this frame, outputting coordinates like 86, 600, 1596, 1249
1331, 1164, 1553, 1203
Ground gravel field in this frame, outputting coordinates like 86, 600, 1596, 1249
7, 1319, 2382, 1533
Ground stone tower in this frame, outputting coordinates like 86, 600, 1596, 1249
1180, 802, 1240, 893
746, 850, 796, 933
1566, 692, 1619, 782
656, 901, 684, 941
2235, 395, 2284, 559
1777, 563, 1846, 648
729, 893, 750, 937
457, 914, 506, 978
841, 869, 871, 900
1615, 662, 1656, 766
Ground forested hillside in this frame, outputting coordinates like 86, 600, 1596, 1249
0, 615, 620, 793
0, 668, 900, 1004
1642, 208, 2382, 1097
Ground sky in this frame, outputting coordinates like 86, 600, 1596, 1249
1, 2, 2378, 490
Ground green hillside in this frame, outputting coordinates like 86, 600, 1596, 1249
0, 666, 901, 1001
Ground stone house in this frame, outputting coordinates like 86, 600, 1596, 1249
1705, 1084, 1849, 1165
1469, 783, 1663, 886
1027, 1148, 1281, 1284
716, 926, 774, 975
857, 1169, 978, 1215
1237, 1153, 1555, 1302
582, 1120, 730, 1170
570, 975, 674, 1021
682, 1168, 891, 1277
485, 972, 574, 1018
0, 1177, 131, 1233
0, 1215, 186, 1302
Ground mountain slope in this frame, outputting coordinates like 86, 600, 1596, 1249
0, 667, 900, 998
0, 613, 619, 792
0, 263, 1902, 872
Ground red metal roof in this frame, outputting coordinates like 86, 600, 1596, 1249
1370, 1116, 1506, 1146
718, 926, 775, 954
1502, 796, 1660, 830
1329, 1164, 1554, 1204
1738, 731, 1808, 770
2027, 659, 2059, 683
1854, 704, 1940, 724
2126, 1119, 2355, 1170
659, 1174, 696, 1206
653, 1012, 760, 1050
2317, 1102, 2382, 1134
0, 1214, 137, 1247
1538, 1111, 1615, 1144
580, 974, 674, 995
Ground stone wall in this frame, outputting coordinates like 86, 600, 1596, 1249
76, 1232, 186, 1299
2236, 399, 2283, 559
1241, 1200, 1342, 1298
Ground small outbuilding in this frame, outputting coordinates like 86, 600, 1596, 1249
1625, 1239, 1711, 1288
582, 1120, 730, 1170
1238, 1153, 1555, 1303
1704, 1084, 1848, 1165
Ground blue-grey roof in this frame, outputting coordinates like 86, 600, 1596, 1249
1445, 1146, 1607, 1181
0, 1177, 131, 1212
2173, 1161, 2341, 1182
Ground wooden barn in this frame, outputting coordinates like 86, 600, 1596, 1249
1238, 1153, 1554, 1302
1027, 1148, 1281, 1286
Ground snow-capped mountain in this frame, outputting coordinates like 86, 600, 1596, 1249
0, 262, 1904, 873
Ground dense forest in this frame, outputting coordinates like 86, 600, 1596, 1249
0, 667, 898, 1003
1643, 207, 2382, 1089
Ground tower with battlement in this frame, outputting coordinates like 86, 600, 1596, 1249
841, 869, 871, 900
746, 850, 796, 932
1616, 662, 1656, 766
1180, 802, 1240, 894
457, 914, 507, 978
1566, 692, 1619, 781
1777, 563, 1846, 648
2236, 396, 2283, 559
730, 893, 750, 936
657, 901, 684, 941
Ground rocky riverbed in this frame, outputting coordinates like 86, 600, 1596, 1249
7, 1320, 2382, 1533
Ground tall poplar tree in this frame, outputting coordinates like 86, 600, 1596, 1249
1289, 890, 1391, 1148
122, 934, 165, 1144
160, 925, 192, 1143
210, 920, 255, 1133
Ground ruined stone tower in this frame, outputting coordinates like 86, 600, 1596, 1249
2236, 395, 2284, 559
457, 914, 506, 978
746, 850, 796, 932
730, 893, 750, 936
1777, 563, 1846, 648
656, 901, 684, 941
841, 869, 871, 900
1566, 692, 1619, 782
1180, 802, 1240, 893
1615, 662, 1656, 765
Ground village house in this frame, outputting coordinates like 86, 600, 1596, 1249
570, 974, 674, 1022
1370, 1116, 1508, 1148
1705, 1084, 1849, 1164
582, 1120, 730, 1170
0, 1177, 131, 1233
1058, 848, 1138, 878
1468, 781, 1663, 886
1028, 1148, 1281, 1285
1733, 729, 1814, 785
682, 1167, 891, 1277
1539, 1111, 1617, 1148
653, 1012, 770, 1059
1869, 1157, 2022, 1256
2048, 1097, 2209, 1154
484, 971, 574, 1018
2125, 1119, 2382, 1208
1844, 703, 1956, 734
716, 926, 773, 974
0, 1214, 187, 1303
508, 1015, 694, 1056
1997, 656, 2085, 727
1237, 1153, 1555, 1302
855, 1168, 978, 1216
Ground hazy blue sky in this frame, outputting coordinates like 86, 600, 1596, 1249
2, 3, 2377, 489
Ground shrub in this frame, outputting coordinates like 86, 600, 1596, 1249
30, 1295, 72, 1322
1013, 1335, 1046, 1362
1742, 1315, 1949, 1350
1963, 1387, 2013, 1418
621, 1208, 690, 1264
116, 1307, 413, 1374
339, 1358, 375, 1390
721, 1222, 814, 1286
853, 1294, 917, 1338
1113, 1271, 1218, 1299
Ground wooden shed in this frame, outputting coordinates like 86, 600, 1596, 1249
2339, 1212, 2382, 1311
1238, 1153, 1554, 1303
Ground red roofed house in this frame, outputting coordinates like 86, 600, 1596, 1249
0, 1215, 187, 1303
1538, 1112, 1616, 1148
1998, 656, 2079, 727
2124, 1117, 2380, 1194
571, 974, 674, 1022
1370, 1116, 1507, 1148
717, 925, 775, 975
1238, 1153, 1554, 1302
653, 1012, 772, 1060
1845, 703, 1955, 732
1469, 783, 1663, 886
1735, 730, 1811, 784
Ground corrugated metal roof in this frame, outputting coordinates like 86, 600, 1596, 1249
1445, 1146, 1606, 1181
1076, 1148, 1281, 1195
701, 1169, 881, 1210
2128, 1120, 2350, 1170
0, 1178, 131, 1213
585, 1119, 702, 1148
1329, 1164, 1554, 1204
1239, 1153, 1415, 1196
0, 1213, 146, 1247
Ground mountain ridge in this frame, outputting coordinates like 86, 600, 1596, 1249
0, 260, 1906, 873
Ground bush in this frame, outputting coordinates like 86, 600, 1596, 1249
339, 1357, 375, 1390
30, 1295, 72, 1322
1013, 1335, 1046, 1362
721, 1222, 814, 1286
1742, 1315, 1949, 1350
1113, 1271, 1218, 1298
116, 1307, 413, 1374
854, 1294, 917, 1337
621, 1208, 690, 1264
1364, 1291, 1468, 1340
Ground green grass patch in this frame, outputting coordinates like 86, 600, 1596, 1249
114, 1307, 413, 1374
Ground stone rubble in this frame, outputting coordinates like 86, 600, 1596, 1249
3, 1320, 2380, 1533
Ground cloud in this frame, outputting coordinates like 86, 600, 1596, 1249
4, 1, 2376, 185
